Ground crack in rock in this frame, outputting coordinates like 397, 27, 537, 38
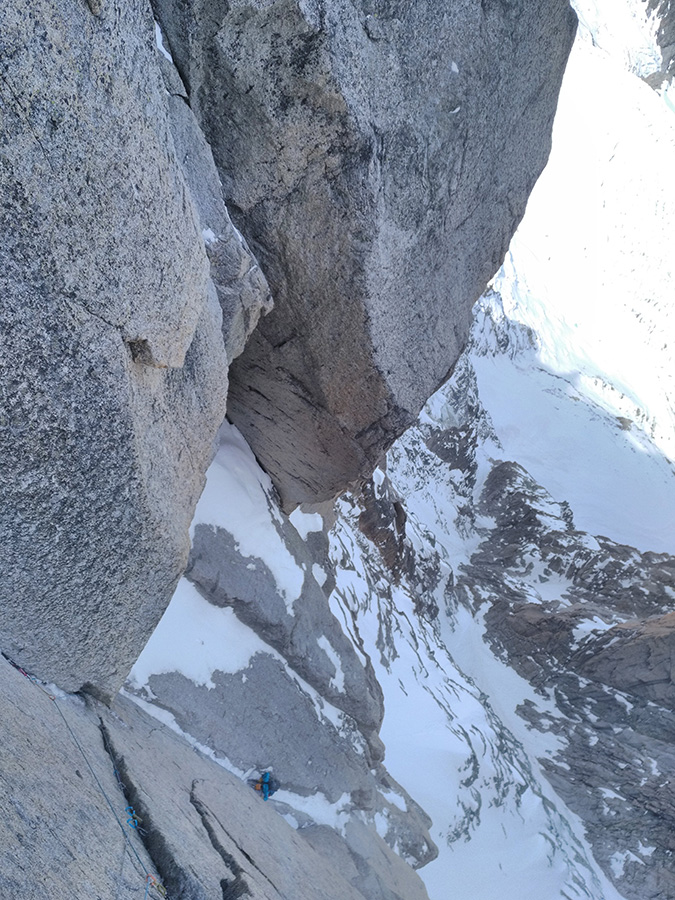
98, 720, 199, 899
188, 781, 253, 899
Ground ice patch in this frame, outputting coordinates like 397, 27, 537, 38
372, 468, 385, 489
289, 508, 324, 540
154, 22, 174, 63
374, 810, 389, 839
648, 758, 661, 776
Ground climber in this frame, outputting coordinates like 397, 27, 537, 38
250, 771, 280, 801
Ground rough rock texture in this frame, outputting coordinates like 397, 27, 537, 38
153, 0, 577, 507
0, 1, 269, 695
301, 821, 431, 900
124, 425, 437, 880
143, 513, 436, 869
575, 612, 675, 708
357, 477, 411, 583
355, 473, 445, 624
164, 90, 273, 364
0, 655, 409, 900
143, 652, 436, 873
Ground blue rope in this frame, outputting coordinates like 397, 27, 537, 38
3, 655, 167, 897
50, 699, 149, 875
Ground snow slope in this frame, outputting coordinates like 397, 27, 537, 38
475, 15, 675, 552
329, 487, 624, 900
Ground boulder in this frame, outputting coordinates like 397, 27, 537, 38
153, 0, 578, 507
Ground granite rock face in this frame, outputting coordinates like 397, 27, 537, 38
0, 0, 269, 695
144, 651, 436, 872
0, 655, 421, 900
153, 0, 577, 507
134, 469, 437, 872
188, 518, 384, 743
124, 424, 437, 877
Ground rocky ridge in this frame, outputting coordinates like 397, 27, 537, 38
462, 460, 675, 900
345, 289, 675, 900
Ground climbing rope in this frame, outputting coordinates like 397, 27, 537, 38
3, 655, 167, 898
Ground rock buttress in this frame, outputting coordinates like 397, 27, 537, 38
153, 0, 578, 507
0, 0, 269, 695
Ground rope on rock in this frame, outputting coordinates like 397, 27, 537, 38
3, 654, 167, 898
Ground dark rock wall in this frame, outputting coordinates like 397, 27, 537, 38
154, 0, 577, 507
457, 461, 675, 900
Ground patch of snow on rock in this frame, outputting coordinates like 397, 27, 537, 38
128, 579, 262, 690
193, 422, 305, 609
317, 635, 346, 692
289, 507, 324, 539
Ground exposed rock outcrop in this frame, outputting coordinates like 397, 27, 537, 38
188, 521, 385, 743
644, 0, 675, 85
153, 0, 577, 507
574, 612, 675, 709
456, 460, 675, 900
0, 1, 269, 695
0, 655, 422, 900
